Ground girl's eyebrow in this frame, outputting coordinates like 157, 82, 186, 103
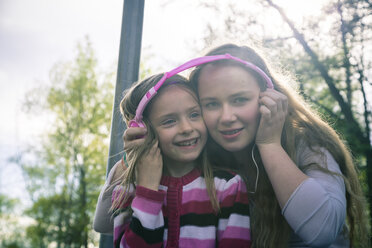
230, 91, 255, 97
200, 91, 255, 101
188, 105, 201, 111
156, 104, 200, 120
157, 113, 176, 119
199, 97, 217, 102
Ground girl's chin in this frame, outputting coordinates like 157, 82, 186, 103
219, 140, 254, 153
221, 144, 248, 153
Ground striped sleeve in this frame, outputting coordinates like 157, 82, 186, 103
112, 185, 166, 248
217, 173, 251, 248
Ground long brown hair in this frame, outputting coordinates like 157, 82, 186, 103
189, 43, 369, 247
110, 73, 219, 214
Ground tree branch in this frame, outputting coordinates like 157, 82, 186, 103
264, 36, 294, 43
301, 92, 339, 120
337, 1, 352, 105
265, 0, 366, 140
357, 23, 371, 144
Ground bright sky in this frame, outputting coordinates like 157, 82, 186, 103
0, 0, 328, 204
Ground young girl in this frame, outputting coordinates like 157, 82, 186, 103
110, 73, 251, 247
187, 43, 369, 247
123, 44, 369, 247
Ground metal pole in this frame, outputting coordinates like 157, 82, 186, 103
99, 0, 145, 247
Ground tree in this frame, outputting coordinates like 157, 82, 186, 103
0, 194, 18, 215
18, 38, 114, 247
0, 194, 28, 248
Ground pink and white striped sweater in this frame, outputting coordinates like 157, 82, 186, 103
112, 168, 251, 248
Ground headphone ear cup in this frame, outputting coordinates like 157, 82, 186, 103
128, 120, 146, 139
129, 120, 140, 127
129, 119, 146, 128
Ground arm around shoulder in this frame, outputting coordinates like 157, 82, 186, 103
93, 159, 126, 234
113, 185, 166, 248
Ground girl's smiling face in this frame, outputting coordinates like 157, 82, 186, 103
198, 65, 261, 152
148, 85, 207, 165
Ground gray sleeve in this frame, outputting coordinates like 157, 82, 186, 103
93, 162, 120, 234
282, 146, 346, 247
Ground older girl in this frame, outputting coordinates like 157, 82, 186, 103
187, 43, 368, 247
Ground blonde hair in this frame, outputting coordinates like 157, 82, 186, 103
110, 73, 219, 214
189, 43, 369, 247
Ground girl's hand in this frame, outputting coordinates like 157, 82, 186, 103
136, 141, 163, 191
123, 127, 147, 151
255, 89, 288, 146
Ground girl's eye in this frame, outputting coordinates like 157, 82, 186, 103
190, 111, 201, 119
161, 119, 176, 126
233, 97, 249, 104
204, 102, 219, 109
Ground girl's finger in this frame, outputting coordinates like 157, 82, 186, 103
260, 90, 279, 102
260, 89, 285, 99
123, 127, 147, 142
259, 96, 278, 114
124, 138, 145, 150
259, 105, 271, 120
149, 141, 159, 153
261, 90, 288, 114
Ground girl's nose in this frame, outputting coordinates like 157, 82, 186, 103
179, 119, 193, 135
220, 104, 237, 124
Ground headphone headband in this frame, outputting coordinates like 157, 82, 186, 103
129, 53, 273, 127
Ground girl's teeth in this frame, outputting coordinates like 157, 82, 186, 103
222, 129, 240, 135
177, 139, 197, 146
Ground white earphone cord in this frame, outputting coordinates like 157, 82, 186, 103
248, 144, 259, 194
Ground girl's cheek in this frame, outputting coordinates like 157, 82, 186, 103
201, 112, 215, 128
237, 105, 261, 125
245, 107, 260, 121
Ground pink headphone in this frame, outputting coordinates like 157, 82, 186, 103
129, 53, 274, 128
